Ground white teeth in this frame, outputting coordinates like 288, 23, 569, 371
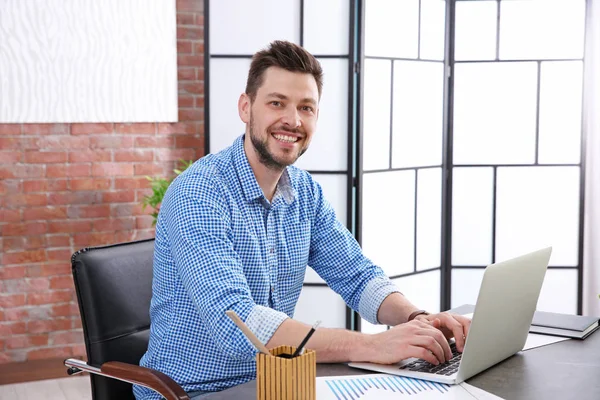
273, 134, 298, 143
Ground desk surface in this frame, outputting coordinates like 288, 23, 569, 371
204, 305, 600, 400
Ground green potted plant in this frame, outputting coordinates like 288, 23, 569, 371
142, 160, 193, 226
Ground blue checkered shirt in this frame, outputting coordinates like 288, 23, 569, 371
133, 135, 400, 399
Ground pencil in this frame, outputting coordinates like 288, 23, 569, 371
225, 310, 271, 355
292, 320, 321, 357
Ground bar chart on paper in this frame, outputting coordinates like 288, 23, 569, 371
317, 374, 478, 399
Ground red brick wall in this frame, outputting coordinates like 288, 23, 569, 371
0, 0, 204, 364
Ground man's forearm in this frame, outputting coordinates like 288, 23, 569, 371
376, 292, 420, 326
265, 293, 419, 362
266, 318, 372, 363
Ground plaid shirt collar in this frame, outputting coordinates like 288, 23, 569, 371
232, 134, 296, 206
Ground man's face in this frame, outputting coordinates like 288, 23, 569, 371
239, 67, 319, 170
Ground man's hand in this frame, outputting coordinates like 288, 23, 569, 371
414, 312, 472, 352
363, 320, 453, 365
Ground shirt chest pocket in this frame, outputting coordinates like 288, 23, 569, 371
281, 219, 311, 272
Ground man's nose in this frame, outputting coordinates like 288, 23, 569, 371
281, 107, 301, 129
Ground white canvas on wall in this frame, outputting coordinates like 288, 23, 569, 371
0, 0, 178, 123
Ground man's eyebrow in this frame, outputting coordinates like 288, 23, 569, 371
266, 92, 317, 106
266, 92, 288, 100
300, 98, 318, 106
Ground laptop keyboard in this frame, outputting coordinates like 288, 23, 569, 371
399, 342, 462, 376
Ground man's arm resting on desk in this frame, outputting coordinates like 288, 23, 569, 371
266, 292, 453, 366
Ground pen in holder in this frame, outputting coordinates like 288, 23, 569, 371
256, 345, 316, 400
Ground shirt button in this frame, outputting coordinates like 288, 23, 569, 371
270, 248, 275, 254
271, 285, 275, 292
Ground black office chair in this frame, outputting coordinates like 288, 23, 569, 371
64, 239, 190, 400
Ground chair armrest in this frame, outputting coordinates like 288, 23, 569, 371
102, 361, 190, 400
64, 358, 190, 400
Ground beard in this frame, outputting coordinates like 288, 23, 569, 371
248, 112, 308, 171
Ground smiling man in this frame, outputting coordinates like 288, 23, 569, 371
134, 41, 470, 400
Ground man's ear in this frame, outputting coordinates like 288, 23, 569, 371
238, 93, 251, 124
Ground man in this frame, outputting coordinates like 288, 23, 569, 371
134, 40, 470, 399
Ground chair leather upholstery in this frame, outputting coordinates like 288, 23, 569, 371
71, 239, 155, 400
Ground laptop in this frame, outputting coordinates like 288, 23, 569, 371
349, 247, 552, 385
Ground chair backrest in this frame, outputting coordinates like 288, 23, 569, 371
71, 239, 155, 400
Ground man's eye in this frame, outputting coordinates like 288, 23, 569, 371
301, 106, 314, 112
271, 101, 282, 107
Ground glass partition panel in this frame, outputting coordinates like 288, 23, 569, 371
417, 168, 442, 271
304, 172, 347, 284
392, 61, 444, 168
451, 268, 576, 314
499, 0, 586, 60
362, 171, 415, 277
304, 268, 325, 285
392, 270, 441, 314
538, 61, 584, 164
454, 1, 497, 61
311, 173, 348, 228
537, 269, 578, 314
294, 58, 348, 171
453, 62, 538, 165
419, 0, 446, 61
303, 0, 349, 55
358, 0, 585, 315
451, 269, 485, 309
360, 319, 388, 334
209, 0, 300, 54
496, 167, 580, 266
363, 59, 392, 171
364, 0, 419, 58
452, 168, 494, 266
208, 58, 251, 153
295, 286, 347, 329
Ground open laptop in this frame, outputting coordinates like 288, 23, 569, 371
349, 247, 552, 385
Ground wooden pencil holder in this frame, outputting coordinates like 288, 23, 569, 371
256, 345, 316, 400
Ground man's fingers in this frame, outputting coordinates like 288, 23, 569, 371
408, 345, 440, 366
442, 314, 471, 352
429, 313, 472, 353
443, 317, 466, 352
460, 315, 472, 338
408, 337, 445, 365
414, 323, 452, 362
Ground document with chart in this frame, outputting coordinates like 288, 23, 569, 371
317, 374, 502, 399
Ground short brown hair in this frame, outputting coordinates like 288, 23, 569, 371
245, 40, 323, 102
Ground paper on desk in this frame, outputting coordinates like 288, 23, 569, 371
462, 313, 570, 351
460, 382, 505, 399
317, 374, 483, 399
316, 374, 505, 400
522, 332, 570, 350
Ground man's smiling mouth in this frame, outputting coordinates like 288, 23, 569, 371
272, 133, 300, 143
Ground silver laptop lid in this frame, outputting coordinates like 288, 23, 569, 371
456, 247, 552, 383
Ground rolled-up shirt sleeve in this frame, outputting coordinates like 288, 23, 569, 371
358, 277, 402, 324
162, 178, 288, 360
307, 179, 401, 325
245, 305, 289, 345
